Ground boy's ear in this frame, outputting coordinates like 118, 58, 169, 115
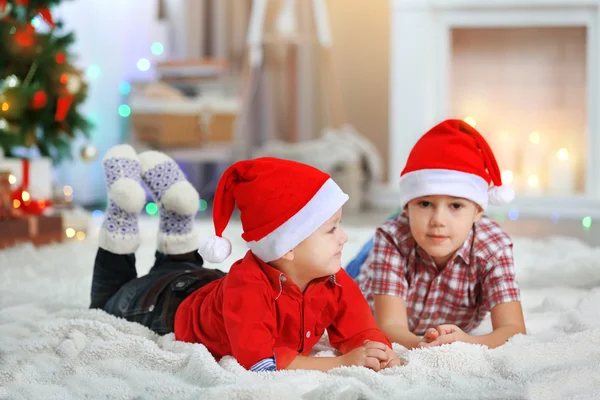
473, 206, 484, 222
280, 249, 295, 261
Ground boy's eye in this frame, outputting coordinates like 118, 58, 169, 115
451, 203, 463, 210
418, 201, 432, 208
328, 227, 337, 234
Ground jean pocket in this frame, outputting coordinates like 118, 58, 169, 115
171, 275, 202, 295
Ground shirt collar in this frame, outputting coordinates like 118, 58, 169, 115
249, 252, 339, 299
455, 226, 474, 265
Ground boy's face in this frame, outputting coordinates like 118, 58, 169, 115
406, 195, 483, 268
291, 208, 348, 281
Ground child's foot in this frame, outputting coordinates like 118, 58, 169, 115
99, 144, 146, 254
138, 151, 199, 255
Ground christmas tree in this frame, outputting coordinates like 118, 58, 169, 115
0, 0, 92, 164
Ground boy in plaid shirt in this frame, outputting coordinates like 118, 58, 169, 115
354, 119, 526, 349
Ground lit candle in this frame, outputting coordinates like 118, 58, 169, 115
547, 148, 576, 194
524, 173, 542, 195
521, 131, 546, 179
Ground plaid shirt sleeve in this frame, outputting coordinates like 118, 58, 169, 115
480, 244, 521, 311
363, 228, 409, 299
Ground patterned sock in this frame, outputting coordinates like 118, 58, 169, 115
98, 144, 146, 254
139, 151, 199, 255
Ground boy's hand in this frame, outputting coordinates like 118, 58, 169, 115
419, 324, 469, 348
379, 345, 403, 369
417, 328, 440, 347
339, 340, 390, 371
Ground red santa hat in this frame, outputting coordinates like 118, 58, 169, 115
398, 119, 515, 210
199, 157, 349, 263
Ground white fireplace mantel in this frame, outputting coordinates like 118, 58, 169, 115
370, 0, 600, 218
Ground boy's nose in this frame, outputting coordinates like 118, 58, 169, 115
339, 229, 349, 245
430, 208, 447, 227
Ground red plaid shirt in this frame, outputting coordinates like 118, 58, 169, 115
355, 213, 521, 335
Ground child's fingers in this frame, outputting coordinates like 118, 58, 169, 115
436, 325, 457, 336
421, 332, 458, 348
363, 340, 387, 351
381, 357, 402, 369
425, 328, 439, 340
420, 340, 441, 348
365, 348, 389, 362
422, 328, 439, 343
364, 356, 382, 371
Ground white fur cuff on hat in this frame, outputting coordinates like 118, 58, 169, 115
399, 169, 490, 209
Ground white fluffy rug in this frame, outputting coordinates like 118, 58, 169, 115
1, 215, 600, 400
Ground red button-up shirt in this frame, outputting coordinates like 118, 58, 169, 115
174, 251, 391, 370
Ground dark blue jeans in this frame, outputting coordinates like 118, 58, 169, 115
90, 248, 226, 335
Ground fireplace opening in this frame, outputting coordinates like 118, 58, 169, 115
450, 27, 587, 196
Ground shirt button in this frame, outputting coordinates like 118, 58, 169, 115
306, 331, 311, 338
176, 281, 186, 288
280, 275, 287, 282
148, 305, 155, 312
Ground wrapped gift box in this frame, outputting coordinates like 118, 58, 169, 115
0, 170, 13, 219
0, 218, 29, 249
0, 158, 53, 200
0, 215, 64, 250
130, 97, 239, 148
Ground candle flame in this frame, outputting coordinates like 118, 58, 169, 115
8, 174, 16, 185
557, 148, 569, 161
527, 175, 539, 187
529, 131, 540, 144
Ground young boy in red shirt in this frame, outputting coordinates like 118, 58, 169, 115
90, 146, 399, 372
352, 119, 527, 349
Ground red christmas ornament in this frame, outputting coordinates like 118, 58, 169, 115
15, 0, 29, 6
14, 24, 35, 47
30, 90, 48, 110
55, 52, 66, 64
55, 96, 73, 122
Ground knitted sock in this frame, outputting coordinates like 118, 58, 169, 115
98, 144, 146, 254
139, 151, 199, 255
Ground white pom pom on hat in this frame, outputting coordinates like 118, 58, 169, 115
198, 234, 232, 263
488, 184, 515, 206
